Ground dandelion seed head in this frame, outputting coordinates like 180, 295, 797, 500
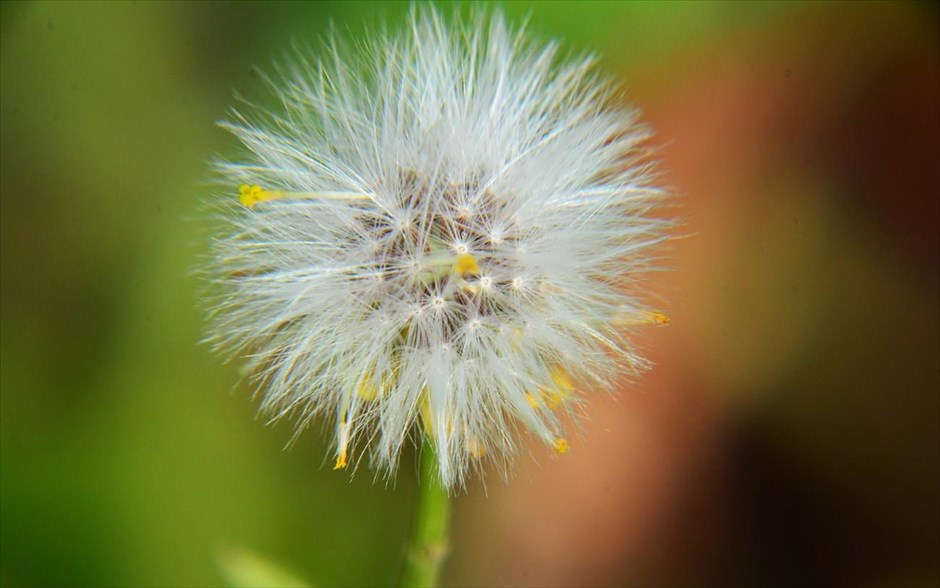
207, 7, 672, 489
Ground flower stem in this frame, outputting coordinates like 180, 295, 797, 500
400, 438, 451, 588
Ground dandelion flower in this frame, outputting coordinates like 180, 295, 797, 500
207, 7, 671, 489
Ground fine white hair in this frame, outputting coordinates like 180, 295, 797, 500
207, 6, 671, 489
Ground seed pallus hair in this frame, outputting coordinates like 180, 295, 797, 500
206, 7, 671, 489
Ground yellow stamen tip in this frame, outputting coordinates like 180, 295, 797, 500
533, 366, 574, 410
542, 390, 563, 410
524, 391, 539, 408
238, 184, 281, 208
552, 438, 570, 455
239, 184, 260, 208
333, 453, 347, 470
648, 311, 670, 326
549, 366, 574, 392
453, 254, 479, 276
613, 309, 672, 328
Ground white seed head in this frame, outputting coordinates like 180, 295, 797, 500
206, 7, 672, 489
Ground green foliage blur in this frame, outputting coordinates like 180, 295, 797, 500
2, 2, 937, 587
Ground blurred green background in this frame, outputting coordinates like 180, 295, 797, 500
1, 2, 937, 587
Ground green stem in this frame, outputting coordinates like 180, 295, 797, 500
400, 438, 451, 588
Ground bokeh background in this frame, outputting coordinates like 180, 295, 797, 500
2, 1, 937, 587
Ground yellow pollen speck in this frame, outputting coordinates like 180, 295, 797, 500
333, 452, 347, 470
537, 366, 574, 409
613, 309, 671, 327
525, 391, 538, 408
453, 254, 479, 276
549, 366, 574, 392
552, 438, 570, 455
238, 184, 282, 208
648, 311, 670, 326
334, 417, 350, 470
541, 390, 563, 410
